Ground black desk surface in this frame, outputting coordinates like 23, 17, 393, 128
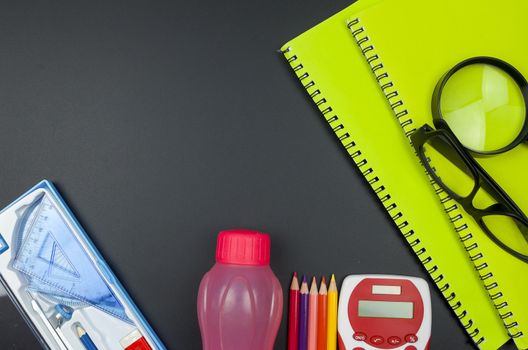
0, 1, 517, 349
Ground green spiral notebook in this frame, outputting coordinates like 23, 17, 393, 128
346, 0, 528, 348
280, 0, 509, 349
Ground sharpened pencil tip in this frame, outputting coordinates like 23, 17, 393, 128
310, 276, 318, 294
321, 275, 326, 284
75, 324, 86, 337
290, 272, 299, 290
328, 274, 338, 292
302, 275, 307, 283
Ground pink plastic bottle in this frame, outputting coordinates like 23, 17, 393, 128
197, 230, 283, 350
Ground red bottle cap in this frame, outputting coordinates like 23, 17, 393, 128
215, 230, 271, 266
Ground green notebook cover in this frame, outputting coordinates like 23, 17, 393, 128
280, 0, 509, 349
347, 0, 528, 348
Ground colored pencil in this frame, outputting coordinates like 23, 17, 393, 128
317, 276, 328, 350
288, 272, 300, 350
308, 276, 318, 350
327, 274, 338, 350
76, 324, 99, 350
299, 276, 309, 350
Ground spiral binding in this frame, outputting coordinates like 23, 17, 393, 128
282, 43, 481, 346
347, 17, 523, 343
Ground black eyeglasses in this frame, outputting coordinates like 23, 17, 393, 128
411, 56, 528, 262
411, 121, 528, 262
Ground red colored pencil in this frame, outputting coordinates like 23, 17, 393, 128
288, 272, 300, 350
317, 276, 327, 350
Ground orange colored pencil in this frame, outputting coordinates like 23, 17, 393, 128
308, 277, 318, 350
317, 276, 327, 350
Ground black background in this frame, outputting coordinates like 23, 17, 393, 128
0, 1, 516, 349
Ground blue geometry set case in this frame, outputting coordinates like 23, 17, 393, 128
0, 180, 166, 350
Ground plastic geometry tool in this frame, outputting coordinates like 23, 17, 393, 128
11, 192, 130, 322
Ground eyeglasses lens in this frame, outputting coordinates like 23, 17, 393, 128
482, 214, 528, 257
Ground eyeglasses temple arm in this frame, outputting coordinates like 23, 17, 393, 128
427, 137, 519, 208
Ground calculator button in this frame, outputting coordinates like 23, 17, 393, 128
353, 332, 367, 341
405, 346, 417, 350
387, 336, 402, 345
405, 334, 418, 343
370, 335, 384, 344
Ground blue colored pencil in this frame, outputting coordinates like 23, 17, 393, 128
299, 275, 309, 350
76, 324, 99, 350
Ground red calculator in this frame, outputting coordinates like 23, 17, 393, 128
338, 275, 431, 350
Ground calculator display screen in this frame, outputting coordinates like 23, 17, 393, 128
358, 300, 413, 319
